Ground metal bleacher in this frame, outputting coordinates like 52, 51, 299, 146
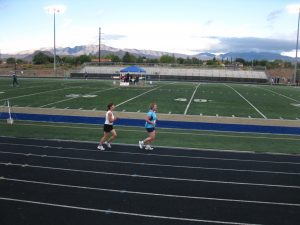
74, 66, 268, 83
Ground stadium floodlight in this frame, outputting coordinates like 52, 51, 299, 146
46, 7, 60, 75
53, 8, 60, 75
45, 5, 66, 75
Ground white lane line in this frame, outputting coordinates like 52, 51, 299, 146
40, 87, 118, 108
1, 162, 300, 189
115, 82, 176, 108
1, 151, 299, 176
223, 84, 267, 119
257, 86, 300, 103
0, 197, 262, 225
184, 83, 200, 115
0, 87, 75, 102
2, 177, 300, 207
2, 142, 300, 165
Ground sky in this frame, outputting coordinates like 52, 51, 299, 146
1, 0, 300, 56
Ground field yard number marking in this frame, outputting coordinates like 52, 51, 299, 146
224, 84, 267, 119
66, 94, 80, 98
184, 83, 200, 115
175, 98, 209, 103
194, 99, 210, 103
82, 94, 97, 98
291, 103, 300, 107
40, 87, 118, 108
66, 94, 97, 98
174, 98, 187, 102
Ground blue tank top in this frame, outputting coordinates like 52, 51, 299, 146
145, 110, 157, 128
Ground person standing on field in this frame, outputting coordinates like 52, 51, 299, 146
97, 103, 118, 151
139, 103, 158, 151
11, 71, 19, 87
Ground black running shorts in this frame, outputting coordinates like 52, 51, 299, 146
146, 127, 155, 133
104, 124, 113, 132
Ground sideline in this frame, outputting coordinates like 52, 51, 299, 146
4, 121, 300, 141
1, 111, 299, 135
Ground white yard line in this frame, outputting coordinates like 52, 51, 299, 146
257, 86, 300, 103
115, 82, 176, 108
184, 83, 200, 115
0, 197, 263, 225
0, 87, 75, 102
40, 87, 118, 108
224, 84, 267, 119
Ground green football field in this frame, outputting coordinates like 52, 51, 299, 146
1, 77, 300, 154
0, 77, 300, 119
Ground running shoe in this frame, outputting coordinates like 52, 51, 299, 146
138, 141, 144, 149
97, 145, 105, 151
145, 145, 153, 151
105, 142, 111, 149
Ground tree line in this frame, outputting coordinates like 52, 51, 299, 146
4, 51, 294, 70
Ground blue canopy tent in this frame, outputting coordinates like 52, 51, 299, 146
120, 65, 146, 73
119, 65, 146, 86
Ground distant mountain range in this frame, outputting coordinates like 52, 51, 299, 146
0, 44, 294, 61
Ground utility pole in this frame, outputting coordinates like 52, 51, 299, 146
294, 8, 300, 85
99, 27, 101, 66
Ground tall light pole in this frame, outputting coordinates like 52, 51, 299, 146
294, 8, 300, 85
52, 8, 60, 75
46, 5, 64, 75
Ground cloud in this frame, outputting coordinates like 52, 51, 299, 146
267, 9, 283, 22
190, 37, 295, 53
44, 5, 67, 14
103, 34, 127, 41
204, 20, 213, 26
214, 37, 295, 52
